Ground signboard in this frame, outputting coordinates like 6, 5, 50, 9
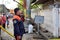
34, 16, 44, 24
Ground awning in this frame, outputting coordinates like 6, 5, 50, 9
31, 0, 54, 4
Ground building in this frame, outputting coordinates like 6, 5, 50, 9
0, 5, 9, 14
31, 0, 60, 37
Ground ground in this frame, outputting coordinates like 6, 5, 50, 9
1, 18, 14, 40
1, 18, 44, 40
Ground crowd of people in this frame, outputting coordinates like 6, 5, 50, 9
0, 8, 25, 40
0, 8, 34, 40
0, 14, 9, 28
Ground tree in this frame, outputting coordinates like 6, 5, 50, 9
18, 0, 39, 9
18, 0, 24, 11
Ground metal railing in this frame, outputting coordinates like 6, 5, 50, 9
0, 25, 15, 38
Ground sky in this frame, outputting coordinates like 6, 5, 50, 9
0, 0, 19, 9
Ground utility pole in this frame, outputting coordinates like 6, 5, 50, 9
23, 0, 31, 18
26, 0, 31, 18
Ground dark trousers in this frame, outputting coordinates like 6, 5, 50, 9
2, 24, 5, 28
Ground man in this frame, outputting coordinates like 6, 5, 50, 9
2, 14, 6, 28
13, 8, 25, 40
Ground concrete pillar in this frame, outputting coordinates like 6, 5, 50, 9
23, 0, 26, 19
52, 6, 59, 37
59, 8, 60, 37
26, 0, 31, 18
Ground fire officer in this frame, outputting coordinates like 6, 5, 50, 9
13, 8, 25, 40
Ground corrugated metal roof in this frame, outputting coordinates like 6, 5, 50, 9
32, 0, 54, 4
37, 0, 54, 4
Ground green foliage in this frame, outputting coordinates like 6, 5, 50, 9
18, 0, 24, 11
18, 0, 43, 9
31, 4, 38, 9
18, 4, 23, 11
31, 4, 43, 9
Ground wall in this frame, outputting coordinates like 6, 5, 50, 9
31, 5, 60, 37
31, 7, 53, 32
59, 8, 60, 36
